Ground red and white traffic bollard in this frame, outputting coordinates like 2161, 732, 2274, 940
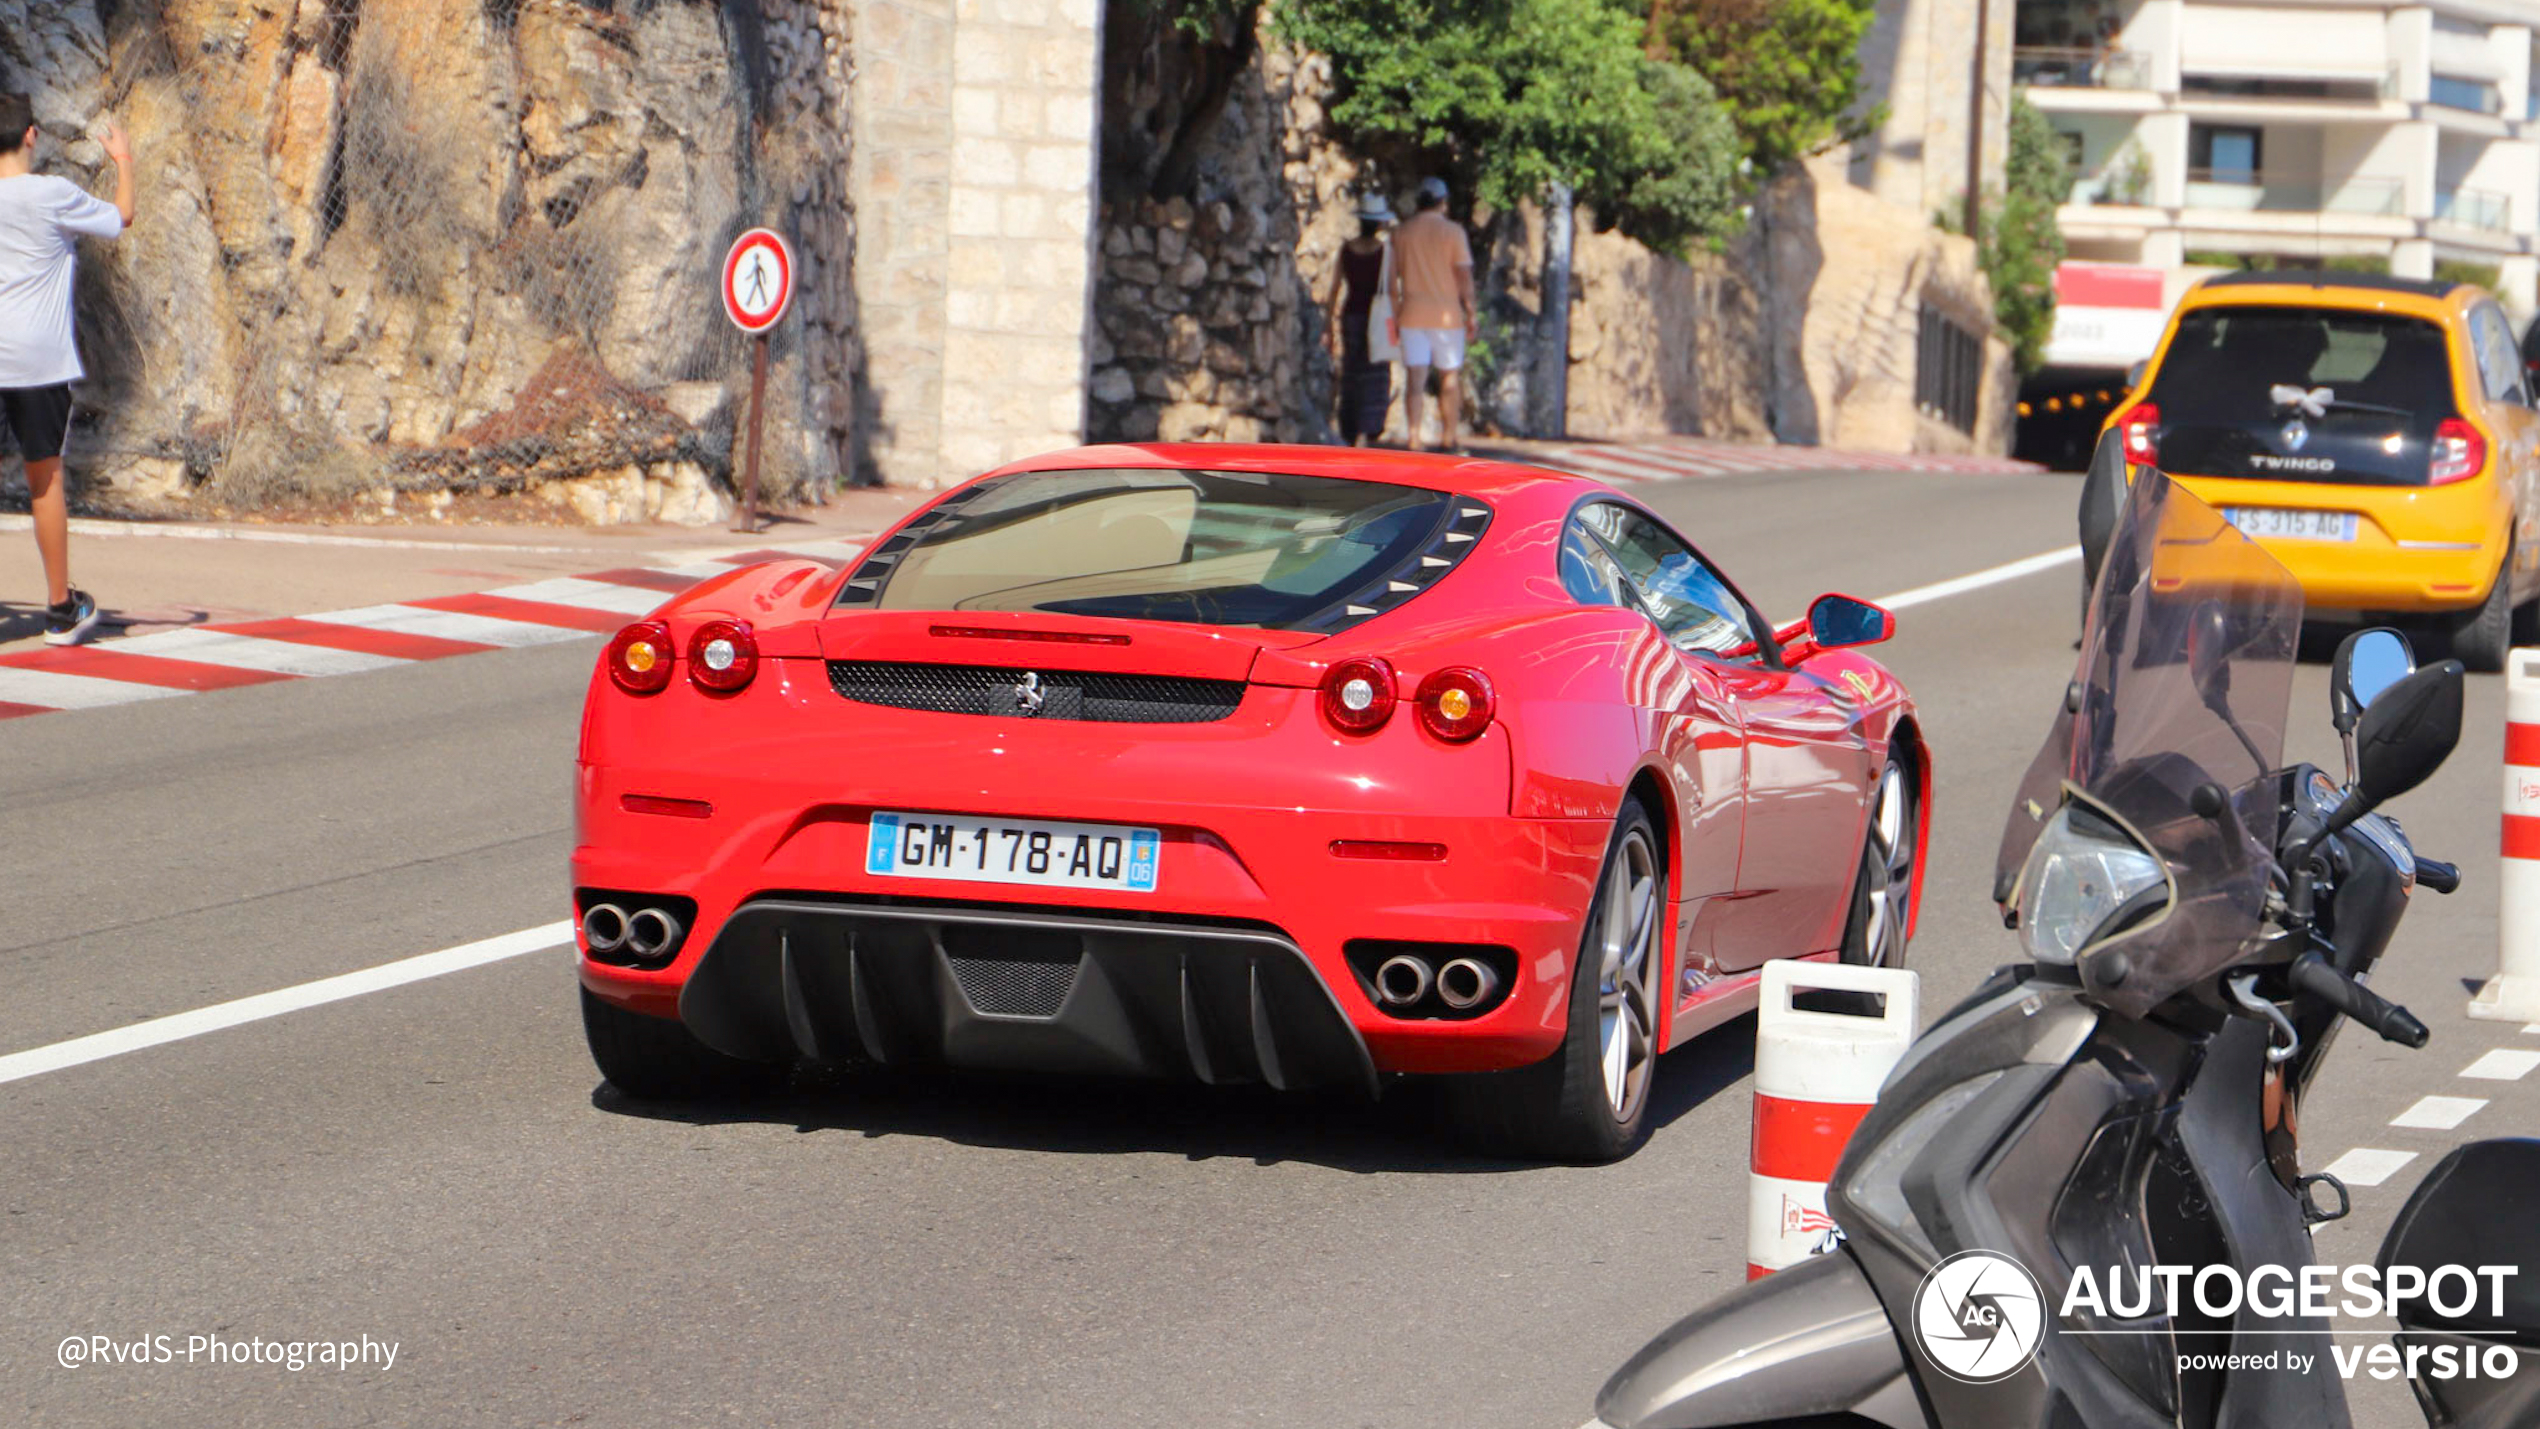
1748, 959, 1919, 1279
2472, 648, 2540, 1021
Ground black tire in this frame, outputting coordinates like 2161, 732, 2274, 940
2450, 568, 2513, 674
1448, 801, 1666, 1163
1840, 749, 1917, 969
581, 986, 782, 1100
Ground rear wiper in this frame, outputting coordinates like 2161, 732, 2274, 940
2270, 383, 2409, 420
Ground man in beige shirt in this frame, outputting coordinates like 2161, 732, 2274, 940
1385, 177, 1478, 452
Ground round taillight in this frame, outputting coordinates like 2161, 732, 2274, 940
1415, 666, 1495, 742
688, 620, 758, 692
607, 621, 674, 694
1319, 656, 1397, 734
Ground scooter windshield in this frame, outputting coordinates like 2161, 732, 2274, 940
1996, 469, 2303, 1017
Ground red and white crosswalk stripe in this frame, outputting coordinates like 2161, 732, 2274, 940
0, 537, 874, 720
1541, 437, 2042, 485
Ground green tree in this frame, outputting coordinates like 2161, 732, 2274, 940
1973, 97, 2069, 375
1272, 0, 1743, 256
1649, 0, 1880, 177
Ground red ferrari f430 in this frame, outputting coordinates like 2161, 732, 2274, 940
573, 444, 1925, 1160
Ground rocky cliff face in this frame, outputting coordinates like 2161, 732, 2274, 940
1089, 21, 2014, 455
1, 0, 859, 520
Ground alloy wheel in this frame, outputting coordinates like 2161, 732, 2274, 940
1597, 828, 1661, 1120
1859, 759, 1916, 968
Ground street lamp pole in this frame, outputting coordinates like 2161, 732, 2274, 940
1966, 0, 1989, 240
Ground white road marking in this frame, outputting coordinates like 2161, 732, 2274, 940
0, 923, 575, 1087
299, 603, 593, 648
2319, 1147, 2417, 1187
1876, 547, 2083, 612
0, 513, 589, 553
2459, 1047, 2540, 1080
114, 628, 409, 677
0, 666, 185, 709
489, 577, 672, 616
2389, 1094, 2487, 1130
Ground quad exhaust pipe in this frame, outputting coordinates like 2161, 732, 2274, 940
1435, 957, 1501, 1012
627, 907, 684, 961
1374, 954, 1433, 1006
582, 903, 630, 956
582, 902, 684, 962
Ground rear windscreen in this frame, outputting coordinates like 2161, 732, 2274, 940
847, 468, 1468, 629
2148, 307, 2458, 485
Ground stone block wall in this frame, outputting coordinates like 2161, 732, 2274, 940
853, 0, 1105, 486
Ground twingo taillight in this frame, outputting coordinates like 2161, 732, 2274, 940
687, 619, 759, 693
607, 620, 674, 695
2111, 400, 2159, 466
1415, 666, 1496, 742
2430, 417, 2487, 484
1319, 656, 1398, 734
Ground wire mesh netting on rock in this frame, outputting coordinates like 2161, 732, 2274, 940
11, 0, 860, 520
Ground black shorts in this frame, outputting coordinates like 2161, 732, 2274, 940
1, 384, 74, 462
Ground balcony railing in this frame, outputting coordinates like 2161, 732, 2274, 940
2436, 187, 2512, 232
2181, 170, 2406, 216
2013, 45, 2152, 91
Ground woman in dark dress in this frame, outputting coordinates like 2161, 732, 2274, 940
1323, 191, 1396, 444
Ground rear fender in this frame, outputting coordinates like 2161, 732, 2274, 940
1593, 1249, 1929, 1429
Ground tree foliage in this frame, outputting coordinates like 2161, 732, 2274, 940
1272, 0, 1743, 256
1975, 97, 2069, 375
1648, 0, 1879, 177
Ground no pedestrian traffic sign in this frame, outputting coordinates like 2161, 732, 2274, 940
722, 228, 794, 333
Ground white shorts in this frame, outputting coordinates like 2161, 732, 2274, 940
1400, 326, 1466, 372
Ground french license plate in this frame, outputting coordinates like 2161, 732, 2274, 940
865, 811, 1161, 893
2228, 507, 2357, 542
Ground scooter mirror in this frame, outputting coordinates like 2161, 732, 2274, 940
2331, 627, 2414, 737
2342, 660, 2466, 825
2188, 598, 2234, 711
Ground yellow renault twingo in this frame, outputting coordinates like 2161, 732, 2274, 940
2105, 271, 2539, 669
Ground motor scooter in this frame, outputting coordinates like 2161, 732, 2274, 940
1587, 469, 2540, 1429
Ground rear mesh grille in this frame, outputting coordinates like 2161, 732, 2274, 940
945, 954, 1081, 1017
827, 660, 1244, 723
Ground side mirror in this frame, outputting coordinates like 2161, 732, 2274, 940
1805, 594, 1895, 653
2334, 660, 2466, 829
2188, 598, 2234, 712
2125, 360, 2148, 389
2331, 627, 2415, 737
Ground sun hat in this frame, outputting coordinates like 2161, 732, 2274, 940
1355, 191, 1396, 223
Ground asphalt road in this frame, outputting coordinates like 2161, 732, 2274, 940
3, 464, 2532, 1427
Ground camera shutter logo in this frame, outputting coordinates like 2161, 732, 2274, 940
1911, 1250, 2046, 1383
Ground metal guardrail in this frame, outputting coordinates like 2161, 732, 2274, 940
2181, 170, 2406, 216
2012, 45, 2152, 90
2436, 187, 2512, 232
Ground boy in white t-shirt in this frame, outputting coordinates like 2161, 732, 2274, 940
0, 92, 133, 646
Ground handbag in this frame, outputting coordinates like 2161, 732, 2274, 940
1366, 238, 1401, 364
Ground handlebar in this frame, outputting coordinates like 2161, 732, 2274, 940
2416, 857, 2461, 895
2288, 951, 2429, 1048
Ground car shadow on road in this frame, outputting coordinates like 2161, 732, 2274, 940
589, 1014, 1759, 1175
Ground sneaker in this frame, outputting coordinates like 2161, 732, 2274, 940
43, 588, 100, 647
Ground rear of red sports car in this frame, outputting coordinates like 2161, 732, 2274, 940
572, 443, 1918, 1160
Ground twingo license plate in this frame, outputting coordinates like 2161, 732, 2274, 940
865, 811, 1161, 893
2227, 507, 2357, 542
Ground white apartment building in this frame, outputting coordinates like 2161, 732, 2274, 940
2019, 0, 2540, 332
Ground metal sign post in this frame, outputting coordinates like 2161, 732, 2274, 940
720, 227, 796, 534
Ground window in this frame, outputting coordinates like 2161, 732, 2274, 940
2189, 125, 2262, 183
2471, 303, 2526, 405
1916, 307, 1983, 435
857, 467, 1467, 629
1565, 504, 1765, 661
2430, 75, 2499, 114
